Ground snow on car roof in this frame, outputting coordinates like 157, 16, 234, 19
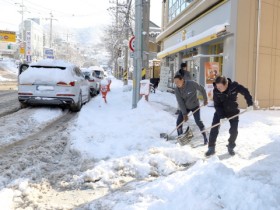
88, 66, 104, 72
31, 59, 74, 68
19, 60, 78, 84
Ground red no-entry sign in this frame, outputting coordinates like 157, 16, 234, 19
129, 36, 135, 52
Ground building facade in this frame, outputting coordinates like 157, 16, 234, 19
22, 19, 44, 62
157, 0, 280, 108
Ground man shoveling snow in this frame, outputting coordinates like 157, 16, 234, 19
174, 74, 208, 145
205, 76, 254, 156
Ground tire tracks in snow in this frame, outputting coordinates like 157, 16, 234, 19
0, 111, 108, 209
0, 91, 20, 118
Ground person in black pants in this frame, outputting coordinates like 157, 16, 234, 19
205, 76, 254, 156
174, 75, 208, 145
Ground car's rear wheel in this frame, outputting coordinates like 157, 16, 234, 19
70, 93, 82, 112
20, 102, 28, 109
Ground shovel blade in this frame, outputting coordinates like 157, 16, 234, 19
160, 133, 168, 139
177, 129, 194, 146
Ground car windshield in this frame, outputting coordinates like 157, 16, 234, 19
94, 70, 102, 77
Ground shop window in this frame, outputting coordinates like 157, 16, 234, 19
208, 43, 224, 74
168, 0, 195, 22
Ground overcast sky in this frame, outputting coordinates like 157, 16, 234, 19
0, 0, 162, 30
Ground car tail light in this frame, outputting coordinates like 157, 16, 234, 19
57, 82, 68, 86
69, 81, 75, 86
18, 92, 33, 95
57, 81, 75, 86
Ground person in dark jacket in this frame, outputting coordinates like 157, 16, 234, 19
205, 76, 254, 156
175, 62, 192, 81
174, 74, 208, 145
175, 62, 192, 114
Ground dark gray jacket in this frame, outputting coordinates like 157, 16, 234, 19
175, 69, 192, 81
175, 80, 207, 115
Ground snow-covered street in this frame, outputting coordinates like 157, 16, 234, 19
0, 78, 279, 209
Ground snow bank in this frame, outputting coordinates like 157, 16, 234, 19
0, 76, 12, 82
74, 146, 197, 189
0, 60, 18, 74
0, 188, 14, 210
87, 157, 280, 210
70, 78, 182, 161
19, 59, 76, 85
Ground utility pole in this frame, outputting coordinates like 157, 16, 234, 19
132, 0, 143, 108
142, 0, 150, 79
45, 12, 57, 48
115, 0, 119, 79
123, 0, 132, 85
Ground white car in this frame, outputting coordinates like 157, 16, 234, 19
18, 60, 90, 112
88, 66, 105, 80
81, 68, 100, 96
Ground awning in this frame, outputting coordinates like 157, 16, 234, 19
157, 23, 229, 59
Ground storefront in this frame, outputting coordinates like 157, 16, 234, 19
157, 0, 280, 108
157, 0, 232, 95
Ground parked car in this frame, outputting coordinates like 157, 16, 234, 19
81, 68, 100, 96
88, 66, 105, 79
18, 60, 90, 112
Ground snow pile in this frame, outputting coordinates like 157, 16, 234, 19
87, 157, 280, 210
19, 59, 77, 85
70, 80, 178, 161
0, 59, 18, 74
0, 76, 12, 82
0, 188, 14, 210
74, 146, 196, 189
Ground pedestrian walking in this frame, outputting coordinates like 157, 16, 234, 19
205, 76, 254, 156
174, 74, 208, 145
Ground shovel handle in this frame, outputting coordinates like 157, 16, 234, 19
168, 104, 204, 137
200, 110, 247, 134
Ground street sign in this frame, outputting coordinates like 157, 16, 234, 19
26, 55, 32, 63
0, 30, 16, 42
26, 31, 31, 55
20, 47, 25, 54
129, 36, 135, 52
44, 48, 54, 59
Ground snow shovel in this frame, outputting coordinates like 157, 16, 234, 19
177, 110, 247, 146
160, 105, 204, 141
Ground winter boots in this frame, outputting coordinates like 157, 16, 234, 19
227, 145, 235, 156
205, 147, 215, 156
202, 132, 208, 145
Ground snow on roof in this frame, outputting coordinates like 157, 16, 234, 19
19, 60, 77, 84
31, 59, 74, 68
157, 23, 229, 58
88, 66, 105, 72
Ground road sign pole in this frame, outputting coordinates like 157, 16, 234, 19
132, 0, 143, 109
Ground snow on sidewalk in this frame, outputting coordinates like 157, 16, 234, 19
71, 78, 280, 210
